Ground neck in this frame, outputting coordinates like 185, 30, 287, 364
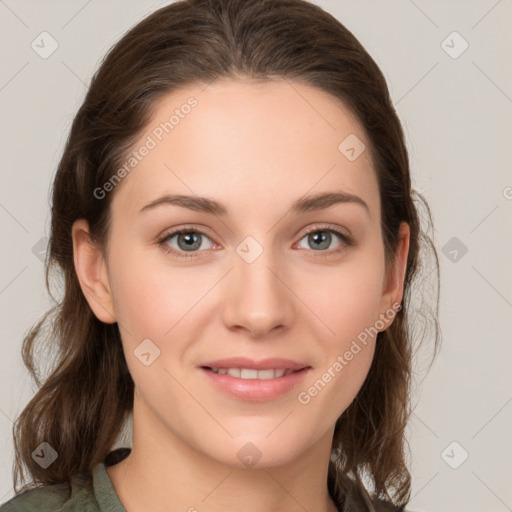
106, 393, 340, 512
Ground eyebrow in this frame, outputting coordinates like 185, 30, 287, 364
139, 191, 370, 217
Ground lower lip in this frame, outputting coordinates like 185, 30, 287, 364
200, 367, 311, 401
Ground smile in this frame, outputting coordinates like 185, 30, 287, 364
206, 367, 296, 379
200, 366, 311, 401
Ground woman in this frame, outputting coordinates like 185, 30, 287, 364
1, 0, 440, 511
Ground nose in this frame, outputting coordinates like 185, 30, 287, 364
221, 246, 295, 338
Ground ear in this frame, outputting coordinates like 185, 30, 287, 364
377, 221, 410, 331
71, 219, 116, 324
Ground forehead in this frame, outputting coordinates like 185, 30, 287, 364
110, 78, 380, 223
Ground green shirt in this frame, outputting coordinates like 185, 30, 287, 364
0, 459, 126, 512
0, 449, 396, 511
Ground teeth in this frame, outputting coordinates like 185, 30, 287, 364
227, 368, 241, 378
240, 368, 257, 379
210, 368, 293, 379
258, 369, 282, 379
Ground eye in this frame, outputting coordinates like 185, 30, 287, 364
295, 225, 353, 257
157, 224, 353, 260
157, 227, 216, 260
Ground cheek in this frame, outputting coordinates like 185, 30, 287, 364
108, 255, 203, 398
108, 245, 205, 340
296, 246, 384, 405
301, 249, 386, 344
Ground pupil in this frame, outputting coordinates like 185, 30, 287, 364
311, 231, 329, 250
179, 232, 200, 251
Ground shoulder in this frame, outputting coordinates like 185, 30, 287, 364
0, 483, 70, 512
0, 473, 98, 512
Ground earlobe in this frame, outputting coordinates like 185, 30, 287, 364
71, 219, 117, 324
378, 222, 410, 330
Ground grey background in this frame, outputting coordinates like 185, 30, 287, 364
1, 1, 511, 511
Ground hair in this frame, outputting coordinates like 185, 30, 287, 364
10, 0, 441, 509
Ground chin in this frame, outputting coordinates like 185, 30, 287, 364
206, 435, 308, 470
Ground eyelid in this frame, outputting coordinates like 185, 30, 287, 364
156, 224, 218, 260
298, 223, 352, 243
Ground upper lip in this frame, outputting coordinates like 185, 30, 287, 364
200, 357, 310, 371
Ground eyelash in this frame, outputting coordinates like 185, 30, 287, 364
156, 224, 353, 260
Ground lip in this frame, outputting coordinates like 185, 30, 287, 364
199, 358, 312, 402
199, 357, 309, 371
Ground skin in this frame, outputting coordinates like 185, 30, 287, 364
72, 78, 409, 512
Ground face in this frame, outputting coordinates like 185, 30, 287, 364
74, 78, 408, 469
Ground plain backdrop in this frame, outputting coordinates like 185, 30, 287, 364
0, 1, 511, 511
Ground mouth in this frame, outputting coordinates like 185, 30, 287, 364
198, 358, 312, 401
199, 357, 309, 373
201, 366, 301, 379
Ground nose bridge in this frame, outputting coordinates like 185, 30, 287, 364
222, 234, 293, 336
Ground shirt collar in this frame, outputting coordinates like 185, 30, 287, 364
92, 462, 127, 512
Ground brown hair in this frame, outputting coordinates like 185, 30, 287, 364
11, 0, 440, 509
